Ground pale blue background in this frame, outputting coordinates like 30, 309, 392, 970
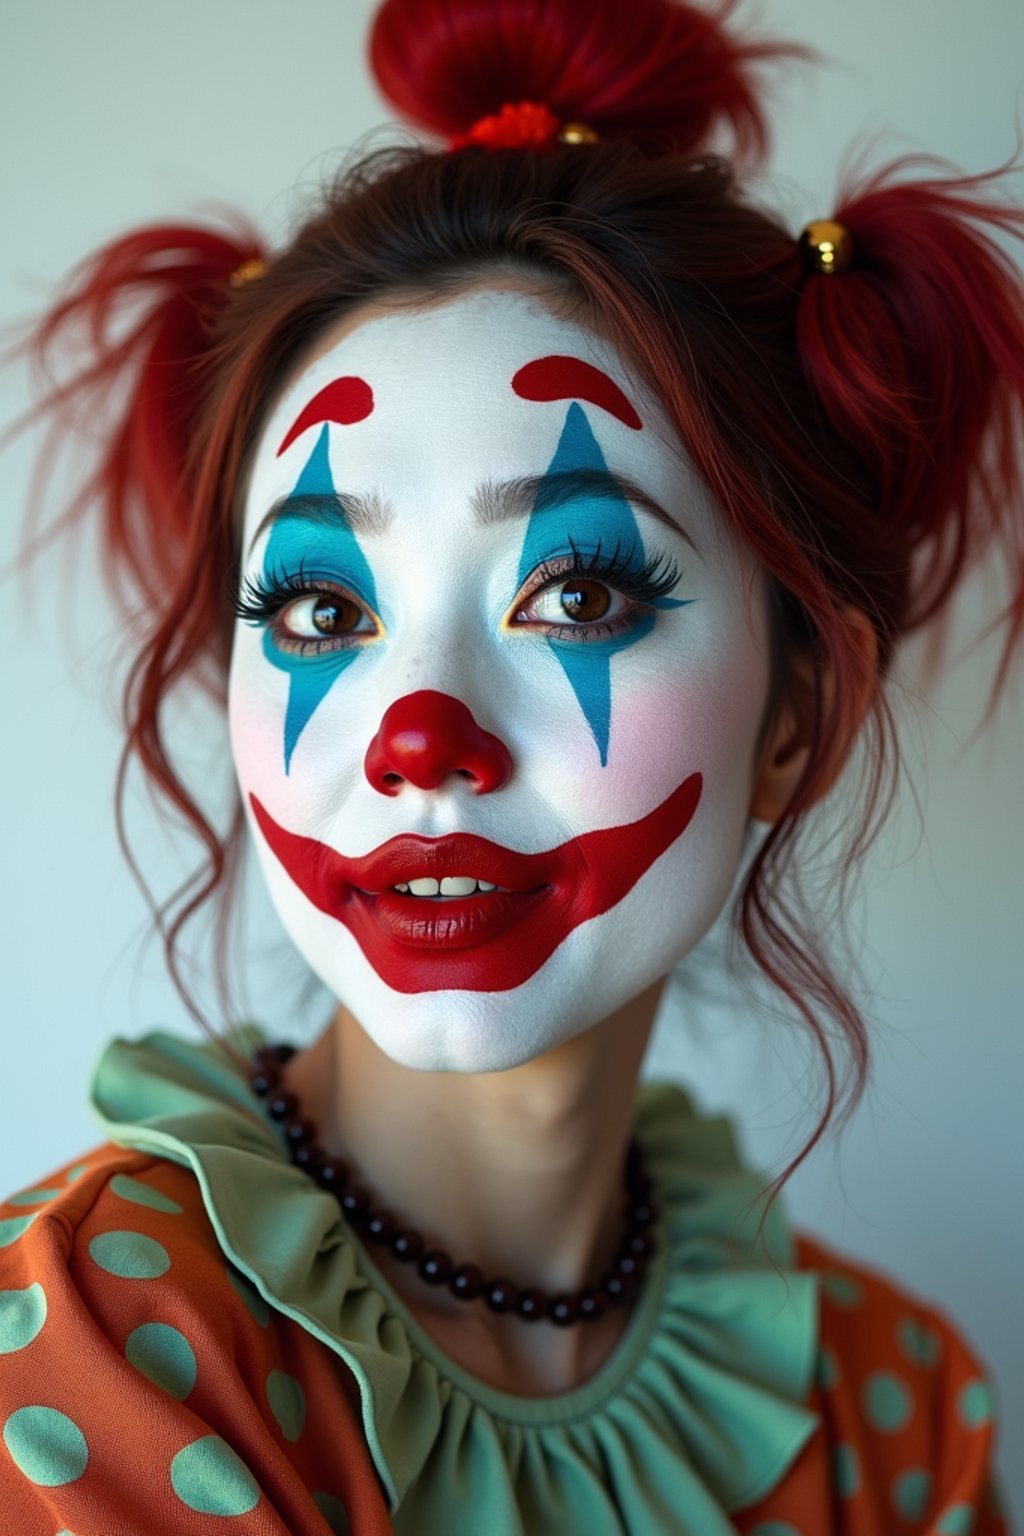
2, 0, 1022, 1520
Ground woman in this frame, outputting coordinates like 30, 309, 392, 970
1, 0, 1020, 1529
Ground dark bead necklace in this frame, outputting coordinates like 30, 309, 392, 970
247, 1042, 658, 1328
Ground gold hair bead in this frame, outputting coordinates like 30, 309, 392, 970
799, 220, 854, 276
557, 121, 601, 146
229, 257, 268, 289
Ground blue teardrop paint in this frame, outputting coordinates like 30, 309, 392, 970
260, 426, 379, 772
516, 404, 690, 765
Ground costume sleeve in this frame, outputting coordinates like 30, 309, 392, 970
919, 1303, 1010, 1535
0, 1150, 393, 1535
798, 1233, 1010, 1535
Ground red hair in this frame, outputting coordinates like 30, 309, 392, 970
9, 0, 1024, 1201
370, 0, 806, 160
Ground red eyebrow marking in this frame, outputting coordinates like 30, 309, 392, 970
512, 355, 643, 431
277, 377, 375, 457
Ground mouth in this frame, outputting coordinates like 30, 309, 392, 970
389, 878, 505, 896
325, 831, 560, 901
249, 770, 702, 994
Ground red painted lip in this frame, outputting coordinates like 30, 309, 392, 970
299, 827, 566, 896
250, 770, 702, 994
358, 887, 549, 951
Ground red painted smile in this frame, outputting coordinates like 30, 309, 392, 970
250, 772, 702, 993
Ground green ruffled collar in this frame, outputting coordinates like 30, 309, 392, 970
89, 1026, 820, 1533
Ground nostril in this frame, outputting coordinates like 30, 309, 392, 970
364, 691, 514, 796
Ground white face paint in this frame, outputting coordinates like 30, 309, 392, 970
228, 285, 773, 1071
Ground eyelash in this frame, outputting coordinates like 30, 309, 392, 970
231, 563, 374, 656
231, 540, 683, 655
510, 538, 680, 642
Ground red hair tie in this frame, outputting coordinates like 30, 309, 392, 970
449, 101, 599, 152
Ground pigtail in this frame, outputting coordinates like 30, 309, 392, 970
795, 157, 1024, 704
370, 0, 806, 162
7, 218, 265, 1041
15, 221, 264, 613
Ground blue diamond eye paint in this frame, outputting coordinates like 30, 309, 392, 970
516, 403, 690, 765
261, 426, 379, 773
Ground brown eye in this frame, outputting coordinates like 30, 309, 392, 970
311, 596, 361, 634
280, 593, 369, 640
556, 579, 611, 622
514, 575, 629, 630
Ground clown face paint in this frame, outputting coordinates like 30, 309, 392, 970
228, 285, 774, 1071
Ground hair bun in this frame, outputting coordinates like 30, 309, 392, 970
369, 0, 798, 161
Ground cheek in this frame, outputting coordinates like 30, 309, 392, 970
540, 623, 771, 828
229, 630, 389, 839
228, 637, 296, 801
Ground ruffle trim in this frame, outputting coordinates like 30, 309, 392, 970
89, 1026, 820, 1531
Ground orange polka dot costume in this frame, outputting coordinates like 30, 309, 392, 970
0, 1029, 1010, 1533
733, 1235, 1009, 1535
0, 1150, 390, 1535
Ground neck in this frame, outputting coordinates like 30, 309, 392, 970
286, 982, 664, 1300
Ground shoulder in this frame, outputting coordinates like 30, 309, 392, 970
2, 1140, 225, 1249
0, 1145, 391, 1535
793, 1230, 1006, 1529
1, 1142, 260, 1335
795, 1228, 997, 1418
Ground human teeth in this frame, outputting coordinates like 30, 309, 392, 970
390, 875, 506, 896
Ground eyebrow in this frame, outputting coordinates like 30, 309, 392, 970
472, 468, 699, 554
246, 490, 393, 557
246, 469, 699, 559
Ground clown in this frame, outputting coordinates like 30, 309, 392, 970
1, 0, 1019, 1529
230, 284, 783, 1066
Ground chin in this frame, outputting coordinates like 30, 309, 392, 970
337, 984, 585, 1074
268, 849, 738, 1073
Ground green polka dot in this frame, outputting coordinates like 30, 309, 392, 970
126, 1323, 196, 1400
7, 1189, 61, 1206
822, 1271, 864, 1309
0, 1283, 47, 1354
863, 1370, 913, 1433
834, 1443, 861, 1497
266, 1370, 306, 1442
170, 1435, 260, 1516
959, 1378, 994, 1428
313, 1491, 350, 1534
893, 1467, 933, 1521
816, 1344, 840, 1390
226, 1266, 269, 1327
937, 1505, 975, 1534
0, 1214, 39, 1248
2, 1406, 88, 1487
110, 1175, 183, 1215
88, 1231, 170, 1280
749, 1524, 803, 1536
65, 1164, 88, 1181
897, 1315, 941, 1368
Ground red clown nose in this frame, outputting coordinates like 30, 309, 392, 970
364, 691, 513, 796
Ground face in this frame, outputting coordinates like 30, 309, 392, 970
228, 284, 774, 1071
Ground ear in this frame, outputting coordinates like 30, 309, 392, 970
749, 603, 878, 824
